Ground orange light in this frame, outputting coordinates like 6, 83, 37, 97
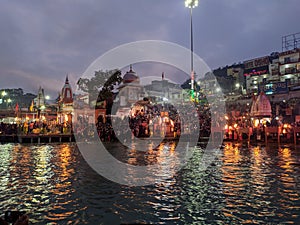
283, 129, 286, 134
254, 119, 259, 128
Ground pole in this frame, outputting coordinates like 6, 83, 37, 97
190, 7, 195, 92
185, 0, 198, 100
38, 93, 41, 119
190, 7, 194, 73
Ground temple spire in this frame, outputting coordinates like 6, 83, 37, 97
65, 75, 69, 84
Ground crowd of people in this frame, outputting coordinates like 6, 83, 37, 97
1, 100, 300, 143
0, 121, 72, 136
0, 122, 18, 135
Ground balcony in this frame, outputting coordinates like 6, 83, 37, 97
279, 57, 300, 65
280, 68, 300, 75
286, 67, 297, 74
271, 69, 279, 75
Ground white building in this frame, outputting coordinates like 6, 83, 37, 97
143, 74, 184, 104
278, 49, 300, 85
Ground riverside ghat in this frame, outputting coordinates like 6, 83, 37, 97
221, 92, 300, 145
1, 69, 300, 145
0, 76, 75, 143
1, 96, 300, 146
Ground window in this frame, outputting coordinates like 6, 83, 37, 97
284, 57, 291, 63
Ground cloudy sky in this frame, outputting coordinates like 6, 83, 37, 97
0, 0, 299, 97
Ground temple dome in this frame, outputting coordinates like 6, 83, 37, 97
250, 92, 272, 117
123, 65, 139, 84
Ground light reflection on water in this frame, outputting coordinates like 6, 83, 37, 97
0, 142, 299, 224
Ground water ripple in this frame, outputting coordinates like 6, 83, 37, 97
0, 142, 299, 224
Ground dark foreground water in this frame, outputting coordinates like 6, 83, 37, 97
0, 141, 299, 224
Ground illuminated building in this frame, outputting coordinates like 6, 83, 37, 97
278, 49, 300, 87
143, 74, 184, 104
116, 65, 144, 117
57, 75, 73, 124
244, 55, 271, 94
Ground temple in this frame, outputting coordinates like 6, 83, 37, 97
57, 75, 73, 124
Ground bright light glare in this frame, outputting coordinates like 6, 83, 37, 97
185, 0, 199, 8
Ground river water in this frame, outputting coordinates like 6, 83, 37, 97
0, 141, 299, 224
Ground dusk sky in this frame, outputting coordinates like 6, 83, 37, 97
0, 0, 299, 98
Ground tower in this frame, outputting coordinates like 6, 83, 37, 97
61, 75, 73, 104
57, 75, 73, 125
36, 86, 45, 109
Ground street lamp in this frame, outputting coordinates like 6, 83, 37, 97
235, 83, 241, 94
185, 0, 199, 99
7, 98, 12, 109
0, 91, 7, 108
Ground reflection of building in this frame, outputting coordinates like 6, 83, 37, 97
57, 76, 73, 123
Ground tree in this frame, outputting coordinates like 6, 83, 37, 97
77, 69, 123, 110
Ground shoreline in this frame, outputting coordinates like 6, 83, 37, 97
0, 134, 299, 146
0, 134, 75, 144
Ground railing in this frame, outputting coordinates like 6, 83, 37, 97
220, 126, 300, 145
294, 127, 300, 145
265, 127, 280, 144
279, 58, 300, 65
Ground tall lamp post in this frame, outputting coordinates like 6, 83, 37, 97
185, 0, 198, 100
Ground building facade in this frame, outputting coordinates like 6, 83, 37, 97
57, 76, 73, 124
144, 76, 184, 104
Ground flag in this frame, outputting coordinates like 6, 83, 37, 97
29, 100, 34, 112
15, 102, 19, 114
